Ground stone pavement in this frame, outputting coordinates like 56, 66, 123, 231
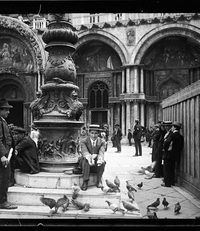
103, 142, 200, 220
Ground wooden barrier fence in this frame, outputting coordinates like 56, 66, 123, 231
162, 80, 200, 199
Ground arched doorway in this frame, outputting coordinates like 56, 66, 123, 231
89, 81, 109, 126
0, 78, 25, 127
141, 36, 200, 124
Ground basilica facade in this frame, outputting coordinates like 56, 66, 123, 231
1, 13, 200, 136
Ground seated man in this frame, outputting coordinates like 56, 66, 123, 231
11, 127, 40, 181
79, 124, 106, 191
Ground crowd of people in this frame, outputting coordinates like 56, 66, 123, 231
0, 97, 184, 210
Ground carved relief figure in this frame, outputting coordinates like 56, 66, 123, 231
126, 28, 135, 46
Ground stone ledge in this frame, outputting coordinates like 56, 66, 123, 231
0, 205, 142, 219
15, 170, 97, 189
8, 185, 121, 208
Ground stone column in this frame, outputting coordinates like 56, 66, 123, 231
133, 100, 139, 121
126, 100, 131, 133
126, 66, 130, 93
140, 66, 144, 93
121, 101, 126, 136
113, 73, 117, 97
134, 65, 139, 93
140, 102, 145, 126
110, 105, 114, 135
121, 68, 125, 93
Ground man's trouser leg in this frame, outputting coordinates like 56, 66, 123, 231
0, 163, 10, 204
134, 139, 138, 155
79, 157, 90, 181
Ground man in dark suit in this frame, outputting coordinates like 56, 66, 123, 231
133, 119, 143, 156
12, 127, 40, 174
162, 121, 184, 187
0, 98, 18, 209
79, 124, 106, 191
113, 124, 122, 153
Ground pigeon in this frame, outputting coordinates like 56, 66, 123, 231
127, 188, 135, 202
162, 197, 169, 209
143, 208, 158, 219
137, 182, 143, 189
71, 199, 90, 212
105, 200, 125, 215
121, 200, 140, 213
40, 195, 56, 209
100, 185, 116, 194
147, 198, 160, 209
72, 182, 81, 194
55, 195, 71, 213
72, 190, 79, 200
174, 202, 181, 214
105, 179, 120, 192
114, 176, 120, 188
126, 181, 137, 192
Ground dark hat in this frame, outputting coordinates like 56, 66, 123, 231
0, 98, 13, 109
89, 124, 101, 131
162, 121, 172, 125
13, 126, 26, 133
115, 123, 120, 127
172, 121, 182, 128
135, 119, 140, 123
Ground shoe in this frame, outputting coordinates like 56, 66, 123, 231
81, 181, 88, 191
0, 202, 18, 210
96, 181, 103, 188
161, 183, 171, 187
115, 151, 121, 153
133, 155, 138, 157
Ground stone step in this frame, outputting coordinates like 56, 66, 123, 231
0, 205, 142, 219
8, 185, 121, 209
14, 170, 97, 189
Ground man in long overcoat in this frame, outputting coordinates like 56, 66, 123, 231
0, 98, 17, 209
162, 121, 184, 187
79, 124, 106, 191
133, 119, 143, 156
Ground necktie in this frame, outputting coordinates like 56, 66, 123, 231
92, 141, 95, 154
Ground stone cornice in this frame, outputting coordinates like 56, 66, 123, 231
74, 13, 198, 31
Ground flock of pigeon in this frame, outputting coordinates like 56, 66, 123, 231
40, 183, 90, 217
102, 176, 181, 219
40, 175, 181, 218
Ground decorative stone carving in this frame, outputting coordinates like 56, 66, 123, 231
126, 28, 135, 46
30, 14, 84, 172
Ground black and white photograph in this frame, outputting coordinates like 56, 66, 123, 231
0, 0, 200, 227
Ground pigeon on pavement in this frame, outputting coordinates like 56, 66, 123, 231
143, 208, 158, 219
126, 181, 137, 192
100, 185, 117, 194
162, 197, 169, 209
105, 200, 125, 215
121, 200, 140, 213
114, 176, 120, 188
105, 179, 120, 192
55, 194, 71, 213
174, 202, 181, 214
127, 189, 135, 202
137, 182, 143, 189
71, 199, 90, 212
147, 198, 160, 209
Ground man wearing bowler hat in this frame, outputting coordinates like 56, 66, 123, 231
79, 124, 106, 191
162, 121, 184, 187
0, 98, 18, 209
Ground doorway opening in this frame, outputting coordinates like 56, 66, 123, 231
91, 111, 107, 126
7, 101, 24, 127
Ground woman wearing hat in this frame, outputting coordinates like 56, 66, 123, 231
0, 98, 18, 209
162, 121, 184, 187
79, 124, 106, 191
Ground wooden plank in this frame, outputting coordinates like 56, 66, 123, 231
183, 101, 187, 175
190, 98, 195, 178
194, 96, 200, 180
186, 100, 190, 175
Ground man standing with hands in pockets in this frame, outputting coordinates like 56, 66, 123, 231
0, 98, 18, 210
